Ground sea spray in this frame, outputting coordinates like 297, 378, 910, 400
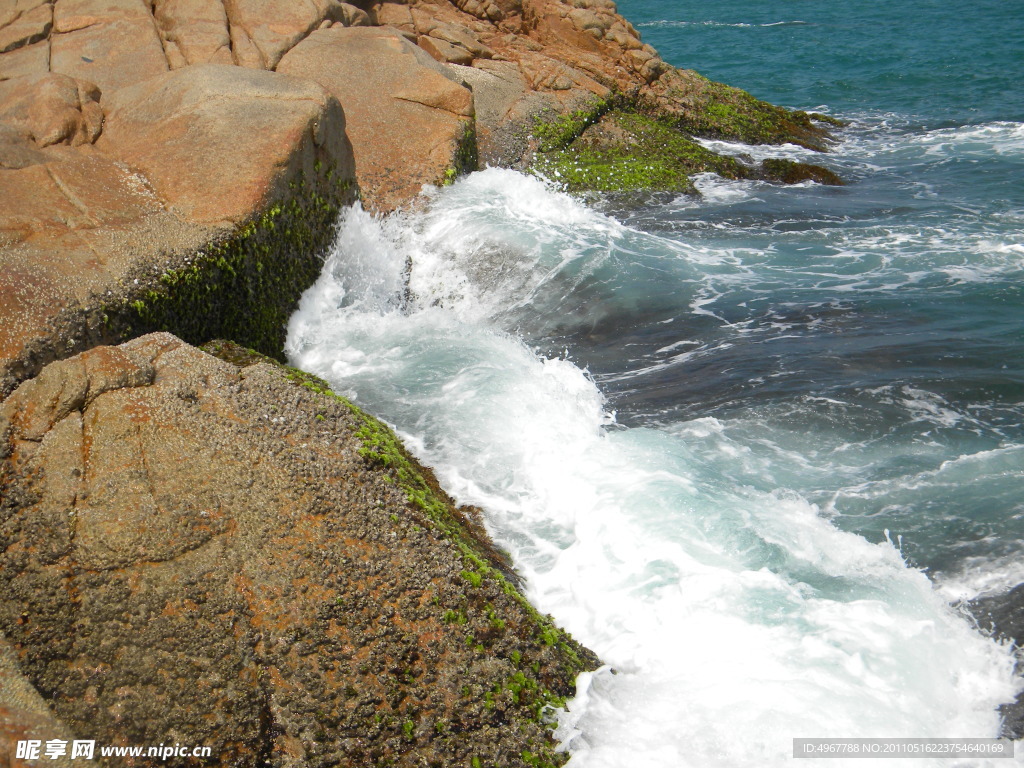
287, 169, 1020, 767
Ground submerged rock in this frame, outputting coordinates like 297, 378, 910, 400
759, 157, 844, 186
968, 587, 1024, 738
531, 106, 843, 196
0, 335, 599, 767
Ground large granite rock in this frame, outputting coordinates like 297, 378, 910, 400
50, 0, 169, 94
279, 26, 475, 213
0, 335, 597, 767
0, 62, 356, 400
97, 63, 354, 225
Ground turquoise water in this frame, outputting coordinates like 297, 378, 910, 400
288, 1, 1024, 764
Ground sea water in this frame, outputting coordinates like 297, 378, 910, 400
286, 0, 1024, 764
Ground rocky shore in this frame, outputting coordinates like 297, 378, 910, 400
2, 0, 840, 764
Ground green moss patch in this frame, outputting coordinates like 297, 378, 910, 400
103, 170, 355, 362
761, 157, 844, 186
532, 98, 613, 153
533, 109, 751, 194
656, 70, 834, 151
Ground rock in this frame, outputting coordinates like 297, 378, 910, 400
0, 638, 76, 768
969, 586, 1024, 738
760, 157, 843, 186
0, 0, 51, 55
50, 0, 169, 95
220, 0, 316, 69
452, 58, 595, 167
645, 67, 834, 151
0, 334, 598, 768
533, 107, 750, 194
0, 61, 357, 400
418, 34, 474, 65
278, 26, 475, 212
0, 125, 50, 169
97, 63, 353, 224
152, 0, 234, 67
531, 108, 844, 196
331, 2, 372, 27
219, 0, 371, 70
421, 18, 493, 58
0, 73, 103, 148
0, 39, 49, 79
374, 2, 415, 31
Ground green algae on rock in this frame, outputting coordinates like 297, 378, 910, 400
0, 334, 600, 768
533, 108, 750, 193
647, 69, 837, 152
202, 339, 600, 762
102, 173, 356, 363
760, 158, 844, 186
532, 107, 843, 195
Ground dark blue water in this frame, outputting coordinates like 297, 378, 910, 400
553, 0, 1024, 587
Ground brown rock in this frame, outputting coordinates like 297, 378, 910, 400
426, 19, 494, 57
0, 144, 217, 398
0, 638, 75, 768
0, 125, 50, 169
278, 26, 474, 212
0, 0, 51, 54
452, 58, 595, 166
331, 2, 372, 27
567, 7, 609, 36
450, 0, 506, 23
0, 39, 49, 79
0, 334, 598, 768
221, 0, 369, 70
152, 0, 234, 67
418, 34, 474, 65
96, 63, 353, 224
374, 1, 415, 32
50, 0, 169, 95
0, 73, 103, 147
221, 0, 316, 69
0, 60, 356, 399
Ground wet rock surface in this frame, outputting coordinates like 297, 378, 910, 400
0, 335, 599, 767
969, 588, 1024, 738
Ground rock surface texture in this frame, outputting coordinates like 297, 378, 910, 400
278, 26, 475, 210
0, 38, 358, 401
0, 335, 598, 767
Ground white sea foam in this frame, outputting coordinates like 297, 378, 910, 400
287, 169, 1021, 767
636, 19, 810, 29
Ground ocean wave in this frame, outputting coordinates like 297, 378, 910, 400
636, 19, 810, 29
285, 171, 1022, 765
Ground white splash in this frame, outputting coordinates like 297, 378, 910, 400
286, 169, 1021, 768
